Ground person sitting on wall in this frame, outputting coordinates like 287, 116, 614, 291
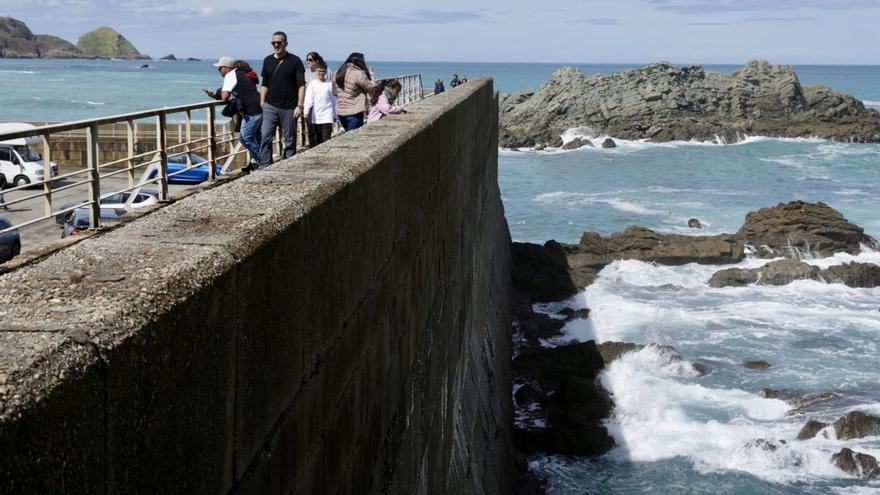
434, 78, 445, 94
367, 80, 406, 123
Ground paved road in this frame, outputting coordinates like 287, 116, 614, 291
1, 166, 192, 253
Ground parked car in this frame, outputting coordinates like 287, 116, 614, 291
0, 122, 59, 188
62, 207, 127, 238
55, 189, 159, 224
145, 153, 222, 185
0, 217, 21, 262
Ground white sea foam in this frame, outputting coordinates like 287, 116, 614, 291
863, 100, 880, 108
0, 70, 37, 74
532, 191, 667, 216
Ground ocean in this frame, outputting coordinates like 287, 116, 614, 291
3, 59, 880, 494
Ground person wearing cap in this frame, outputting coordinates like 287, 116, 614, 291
206, 56, 263, 170
259, 31, 306, 167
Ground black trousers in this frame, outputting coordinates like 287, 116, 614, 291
312, 123, 333, 146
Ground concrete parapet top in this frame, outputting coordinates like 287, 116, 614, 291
0, 79, 493, 420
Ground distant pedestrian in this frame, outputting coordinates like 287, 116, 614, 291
206, 56, 263, 171
304, 52, 332, 146
303, 61, 337, 146
434, 78, 445, 94
334, 52, 377, 132
259, 31, 306, 166
461, 75, 469, 84
451, 74, 461, 87
368, 80, 406, 123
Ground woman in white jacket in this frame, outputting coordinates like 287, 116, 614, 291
303, 61, 338, 146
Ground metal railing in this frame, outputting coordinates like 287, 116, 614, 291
0, 73, 426, 242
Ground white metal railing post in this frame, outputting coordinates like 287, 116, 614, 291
126, 120, 135, 188
86, 123, 101, 229
207, 106, 217, 181
41, 133, 53, 218
184, 110, 193, 172
156, 114, 169, 201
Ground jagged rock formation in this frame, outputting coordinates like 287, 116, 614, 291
736, 201, 877, 257
0, 17, 82, 58
500, 60, 880, 147
709, 259, 880, 288
831, 448, 880, 478
77, 26, 148, 59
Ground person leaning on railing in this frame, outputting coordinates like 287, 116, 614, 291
367, 80, 406, 123
205, 56, 263, 171
334, 52, 377, 132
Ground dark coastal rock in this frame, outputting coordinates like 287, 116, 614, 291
709, 259, 820, 287
831, 448, 880, 479
565, 226, 744, 291
511, 241, 578, 302
512, 340, 615, 456
557, 307, 590, 321
745, 438, 787, 452
833, 411, 880, 440
735, 201, 878, 258
0, 17, 83, 59
597, 341, 643, 364
561, 137, 593, 150
515, 304, 565, 342
688, 218, 702, 229
601, 138, 616, 149
797, 420, 828, 440
499, 61, 880, 147
159, 54, 177, 61
743, 360, 772, 370
709, 260, 880, 288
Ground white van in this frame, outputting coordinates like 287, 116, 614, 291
0, 123, 59, 188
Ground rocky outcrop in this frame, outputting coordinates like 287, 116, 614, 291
688, 218, 702, 229
511, 241, 578, 302
565, 226, 745, 290
0, 17, 83, 58
833, 411, 880, 440
77, 26, 148, 59
831, 448, 880, 479
513, 341, 615, 456
797, 420, 828, 440
743, 360, 772, 369
561, 137, 592, 150
709, 260, 880, 288
159, 54, 177, 61
499, 61, 880, 147
736, 201, 877, 257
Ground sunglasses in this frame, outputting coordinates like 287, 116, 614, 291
270, 41, 284, 46
306, 58, 314, 62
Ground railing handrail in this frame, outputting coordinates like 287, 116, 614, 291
0, 101, 225, 142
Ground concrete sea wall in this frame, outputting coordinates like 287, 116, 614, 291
0, 79, 514, 493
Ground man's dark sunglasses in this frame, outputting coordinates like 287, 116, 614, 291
270, 41, 284, 46
306, 58, 314, 62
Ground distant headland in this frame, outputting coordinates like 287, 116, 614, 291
0, 17, 153, 59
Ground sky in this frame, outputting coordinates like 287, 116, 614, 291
2, 0, 880, 64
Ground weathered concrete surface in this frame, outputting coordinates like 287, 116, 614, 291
0, 78, 514, 494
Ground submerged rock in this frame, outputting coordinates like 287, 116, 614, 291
601, 138, 616, 149
831, 448, 880, 478
688, 218, 702, 229
743, 360, 772, 370
797, 420, 829, 440
833, 411, 880, 440
735, 201, 878, 258
499, 61, 880, 148
557, 307, 590, 321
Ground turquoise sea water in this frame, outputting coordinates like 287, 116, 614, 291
2, 59, 880, 494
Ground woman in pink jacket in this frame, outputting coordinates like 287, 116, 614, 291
368, 80, 406, 123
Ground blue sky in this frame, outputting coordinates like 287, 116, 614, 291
3, 0, 879, 64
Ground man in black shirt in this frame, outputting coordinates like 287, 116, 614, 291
259, 31, 306, 166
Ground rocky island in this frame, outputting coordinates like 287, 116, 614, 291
0, 17, 149, 59
500, 61, 880, 148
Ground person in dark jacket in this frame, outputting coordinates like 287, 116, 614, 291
207, 56, 263, 170
434, 78, 445, 94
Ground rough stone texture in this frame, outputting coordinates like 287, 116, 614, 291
831, 448, 880, 479
833, 411, 880, 440
709, 260, 880, 288
0, 79, 514, 494
499, 61, 880, 147
735, 201, 877, 258
511, 240, 578, 302
796, 420, 828, 440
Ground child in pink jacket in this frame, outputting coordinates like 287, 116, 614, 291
368, 80, 406, 123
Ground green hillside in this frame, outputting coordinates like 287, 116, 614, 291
77, 26, 148, 59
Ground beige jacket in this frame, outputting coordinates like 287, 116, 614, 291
333, 63, 377, 116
